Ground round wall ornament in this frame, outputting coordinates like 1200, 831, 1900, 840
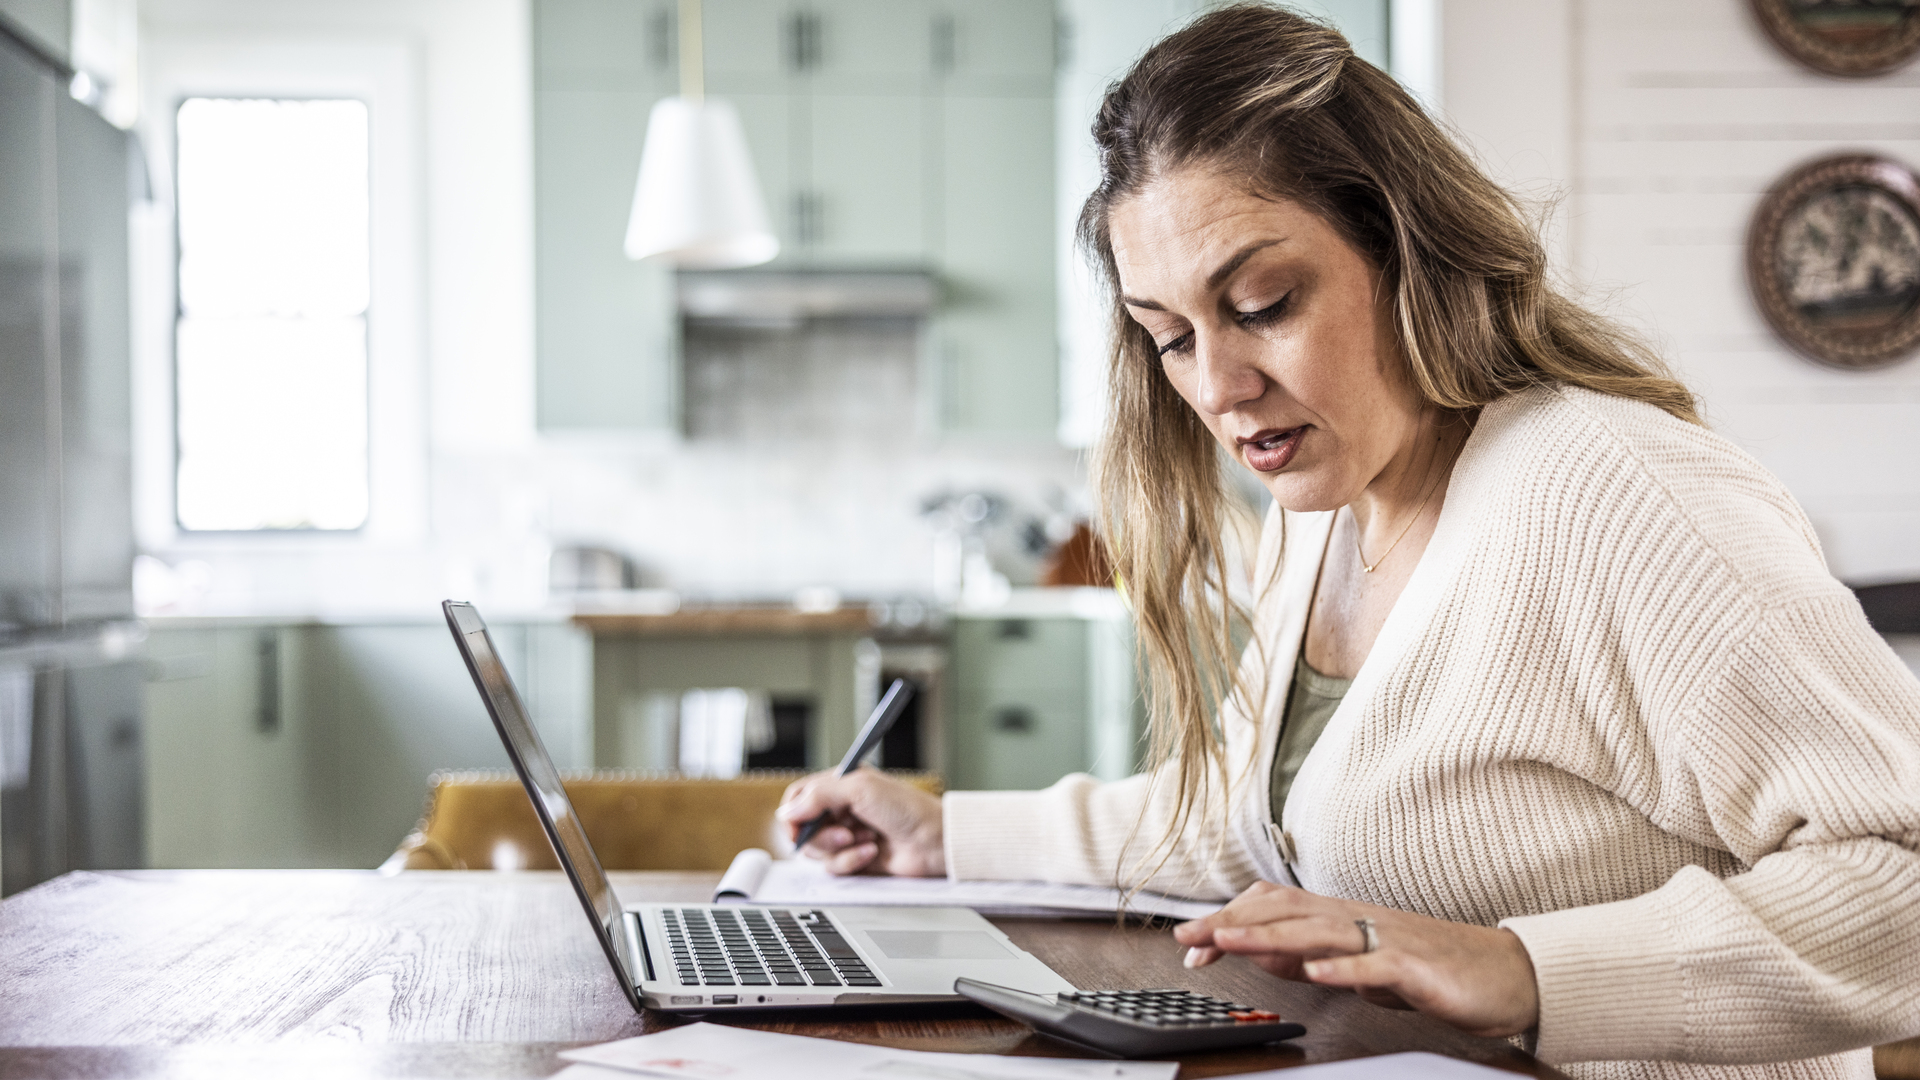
1747, 154, 1920, 370
1749, 0, 1920, 77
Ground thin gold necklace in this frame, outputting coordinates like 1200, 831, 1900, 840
1353, 464, 1446, 574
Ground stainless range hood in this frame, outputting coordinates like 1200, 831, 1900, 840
677, 269, 939, 325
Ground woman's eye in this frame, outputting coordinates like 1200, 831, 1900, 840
1236, 294, 1290, 328
1155, 331, 1194, 357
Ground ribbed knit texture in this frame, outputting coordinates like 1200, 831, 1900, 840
942, 386, 1920, 1077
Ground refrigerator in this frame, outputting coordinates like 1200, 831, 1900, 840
0, 18, 142, 896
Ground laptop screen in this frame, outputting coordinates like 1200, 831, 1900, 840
442, 601, 643, 1003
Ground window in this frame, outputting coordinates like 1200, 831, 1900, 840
173, 97, 370, 531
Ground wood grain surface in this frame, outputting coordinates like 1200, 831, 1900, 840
0, 870, 1561, 1079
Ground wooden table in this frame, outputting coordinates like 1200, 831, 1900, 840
0, 870, 1561, 1079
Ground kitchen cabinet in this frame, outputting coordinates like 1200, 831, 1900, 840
805, 93, 928, 263
937, 0, 1055, 98
703, 2, 934, 268
532, 0, 1058, 436
143, 619, 590, 870
938, 92, 1055, 435
946, 591, 1141, 791
533, 0, 680, 431
578, 609, 870, 773
144, 624, 323, 869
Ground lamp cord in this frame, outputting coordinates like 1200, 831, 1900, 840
679, 0, 704, 101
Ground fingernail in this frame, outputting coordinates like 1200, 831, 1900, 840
1183, 947, 1206, 969
1303, 961, 1324, 979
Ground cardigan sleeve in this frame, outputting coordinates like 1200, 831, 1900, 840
942, 767, 1262, 901
942, 503, 1297, 902
942, 635, 1274, 901
1501, 593, 1920, 1065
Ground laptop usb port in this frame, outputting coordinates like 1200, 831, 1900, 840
711, 995, 738, 1005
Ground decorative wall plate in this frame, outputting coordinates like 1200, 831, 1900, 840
1747, 154, 1920, 370
1750, 0, 1920, 77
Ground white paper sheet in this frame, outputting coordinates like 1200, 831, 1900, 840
712, 849, 1220, 921
1226, 1051, 1527, 1080
560, 1021, 1179, 1080
553, 1067, 660, 1080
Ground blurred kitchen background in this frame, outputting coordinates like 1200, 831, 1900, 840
1, 0, 1916, 893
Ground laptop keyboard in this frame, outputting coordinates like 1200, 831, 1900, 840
661, 908, 883, 988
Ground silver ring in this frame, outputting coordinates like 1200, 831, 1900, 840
1355, 917, 1378, 953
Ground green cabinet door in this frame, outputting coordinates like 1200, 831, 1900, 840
704, 0, 793, 93
535, 89, 679, 431
807, 93, 928, 264
535, 0, 675, 89
533, 0, 681, 432
947, 602, 1141, 790
807, 0, 932, 94
937, 93, 1056, 435
934, 0, 1055, 96
949, 616, 1090, 790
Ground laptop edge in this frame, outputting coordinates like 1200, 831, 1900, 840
441, 599, 1074, 1013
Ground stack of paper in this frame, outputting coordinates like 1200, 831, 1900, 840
553, 1023, 1179, 1080
713, 849, 1221, 921
554, 1025, 1530, 1080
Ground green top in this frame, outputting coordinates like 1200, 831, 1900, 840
1269, 654, 1353, 828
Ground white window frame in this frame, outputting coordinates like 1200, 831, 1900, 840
132, 34, 426, 553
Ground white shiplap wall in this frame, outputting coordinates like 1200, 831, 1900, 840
1445, 0, 1920, 585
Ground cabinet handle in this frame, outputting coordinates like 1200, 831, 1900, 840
256, 631, 281, 735
648, 7, 673, 70
786, 11, 822, 72
931, 14, 955, 74
792, 190, 824, 246
992, 706, 1034, 734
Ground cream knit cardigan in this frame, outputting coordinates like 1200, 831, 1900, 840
942, 386, 1920, 1078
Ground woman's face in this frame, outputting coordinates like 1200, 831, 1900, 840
1108, 167, 1426, 512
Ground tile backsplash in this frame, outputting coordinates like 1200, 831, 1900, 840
683, 319, 927, 446
541, 318, 1087, 603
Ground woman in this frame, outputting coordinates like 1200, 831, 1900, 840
778, 6, 1920, 1075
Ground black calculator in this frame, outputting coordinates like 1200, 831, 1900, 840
954, 978, 1306, 1058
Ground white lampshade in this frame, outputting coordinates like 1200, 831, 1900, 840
624, 97, 778, 269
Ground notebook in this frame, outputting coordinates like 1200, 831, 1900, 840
714, 847, 1221, 921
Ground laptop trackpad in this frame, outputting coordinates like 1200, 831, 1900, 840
865, 930, 1010, 961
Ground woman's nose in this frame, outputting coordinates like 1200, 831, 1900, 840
1190, 332, 1266, 416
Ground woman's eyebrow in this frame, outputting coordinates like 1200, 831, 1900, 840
1120, 238, 1288, 311
1207, 239, 1285, 288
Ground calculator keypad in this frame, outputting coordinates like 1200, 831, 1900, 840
1056, 989, 1282, 1027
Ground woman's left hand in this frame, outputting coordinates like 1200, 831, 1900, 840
1173, 881, 1539, 1038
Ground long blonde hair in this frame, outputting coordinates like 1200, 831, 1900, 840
1082, 4, 1698, 882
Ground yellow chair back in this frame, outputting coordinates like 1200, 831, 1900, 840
384, 769, 942, 872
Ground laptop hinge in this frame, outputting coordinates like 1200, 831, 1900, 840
629, 910, 655, 983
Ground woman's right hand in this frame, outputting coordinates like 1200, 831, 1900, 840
777, 767, 945, 877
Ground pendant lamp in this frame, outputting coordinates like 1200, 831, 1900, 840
624, 0, 779, 268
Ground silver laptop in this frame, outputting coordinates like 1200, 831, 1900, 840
443, 600, 1075, 1013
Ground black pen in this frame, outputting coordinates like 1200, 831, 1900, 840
791, 678, 914, 851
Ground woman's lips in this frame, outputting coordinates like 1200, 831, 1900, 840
1239, 426, 1304, 472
